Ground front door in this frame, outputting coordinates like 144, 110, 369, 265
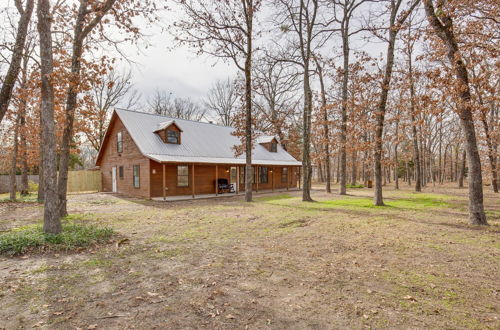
112, 167, 117, 192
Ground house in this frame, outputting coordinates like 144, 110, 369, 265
95, 109, 302, 199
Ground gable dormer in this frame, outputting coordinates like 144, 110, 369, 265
154, 120, 183, 144
258, 136, 279, 152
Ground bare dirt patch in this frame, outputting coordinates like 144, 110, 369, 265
0, 185, 499, 329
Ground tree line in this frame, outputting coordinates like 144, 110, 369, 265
0, 0, 497, 232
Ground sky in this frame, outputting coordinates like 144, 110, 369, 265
114, 9, 237, 105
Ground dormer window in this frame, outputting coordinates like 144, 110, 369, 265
270, 141, 277, 152
154, 120, 183, 144
167, 130, 180, 144
257, 136, 279, 152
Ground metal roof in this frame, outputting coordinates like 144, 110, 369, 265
113, 109, 302, 166
256, 135, 278, 144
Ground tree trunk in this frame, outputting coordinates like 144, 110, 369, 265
423, 0, 487, 225
0, 0, 34, 124
9, 114, 20, 201
244, 4, 253, 203
19, 53, 30, 196
316, 59, 331, 192
394, 144, 399, 190
458, 149, 466, 188
351, 152, 357, 186
37, 0, 61, 234
301, 64, 313, 202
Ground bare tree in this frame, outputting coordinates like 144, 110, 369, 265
332, 0, 372, 195
0, 0, 34, 124
275, 0, 335, 201
423, 0, 487, 225
148, 91, 206, 121
253, 56, 301, 141
204, 78, 239, 126
372, 0, 419, 206
84, 69, 139, 152
174, 0, 260, 202
37, 0, 59, 233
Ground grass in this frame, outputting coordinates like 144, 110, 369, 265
0, 192, 39, 203
262, 192, 451, 211
0, 223, 114, 256
346, 183, 364, 188
1, 186, 498, 329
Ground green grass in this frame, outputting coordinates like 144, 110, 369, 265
0, 193, 39, 203
346, 183, 364, 188
0, 223, 114, 256
319, 195, 450, 210
262, 193, 451, 212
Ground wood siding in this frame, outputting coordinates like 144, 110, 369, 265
98, 115, 300, 199
149, 162, 299, 198
99, 116, 150, 198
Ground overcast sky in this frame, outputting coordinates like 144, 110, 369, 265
115, 9, 237, 105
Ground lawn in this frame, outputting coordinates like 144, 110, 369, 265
0, 185, 499, 329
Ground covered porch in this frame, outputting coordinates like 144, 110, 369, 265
152, 187, 301, 202
149, 161, 301, 200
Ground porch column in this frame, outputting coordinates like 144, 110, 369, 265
192, 164, 195, 198
298, 167, 301, 190
215, 165, 218, 196
286, 167, 289, 191
272, 167, 274, 191
236, 166, 240, 194
256, 165, 259, 192
162, 164, 166, 201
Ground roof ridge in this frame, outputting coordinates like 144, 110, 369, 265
115, 108, 234, 129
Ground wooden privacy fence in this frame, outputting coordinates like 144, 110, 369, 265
0, 170, 101, 193
67, 170, 101, 193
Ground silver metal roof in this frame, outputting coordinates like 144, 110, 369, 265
115, 109, 301, 166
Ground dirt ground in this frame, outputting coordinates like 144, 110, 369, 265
0, 184, 499, 329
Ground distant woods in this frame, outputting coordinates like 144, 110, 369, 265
0, 0, 497, 229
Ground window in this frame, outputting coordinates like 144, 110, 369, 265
281, 168, 288, 183
117, 132, 123, 153
177, 165, 189, 187
167, 130, 180, 144
133, 165, 140, 188
259, 167, 268, 184
270, 142, 277, 152
239, 166, 254, 184
119, 166, 124, 179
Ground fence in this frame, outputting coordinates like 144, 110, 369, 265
0, 170, 101, 194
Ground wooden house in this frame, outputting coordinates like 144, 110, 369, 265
95, 109, 302, 199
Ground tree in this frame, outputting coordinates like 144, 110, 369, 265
331, 0, 371, 195
253, 57, 301, 142
275, 0, 335, 202
0, 0, 34, 125
204, 78, 239, 126
37, 0, 59, 233
148, 91, 206, 121
174, 0, 260, 202
423, 0, 487, 225
372, 0, 419, 206
82, 69, 139, 153
57, 0, 155, 218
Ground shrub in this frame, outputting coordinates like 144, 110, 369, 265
346, 183, 364, 188
28, 180, 38, 192
0, 223, 114, 256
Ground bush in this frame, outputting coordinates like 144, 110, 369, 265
0, 223, 114, 256
28, 180, 38, 193
346, 184, 364, 189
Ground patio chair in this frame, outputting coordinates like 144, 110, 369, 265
217, 178, 235, 194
